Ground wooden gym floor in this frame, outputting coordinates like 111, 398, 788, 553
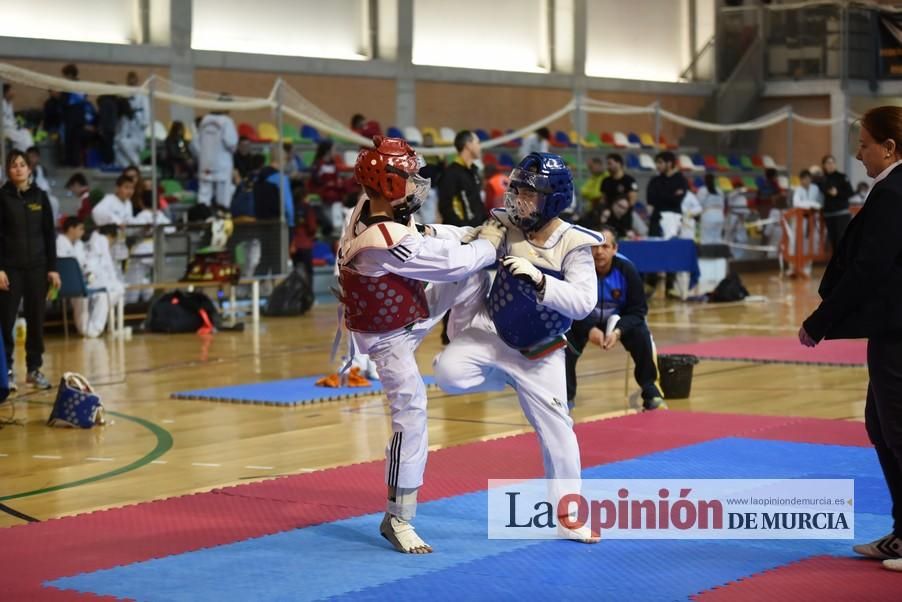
0, 270, 867, 528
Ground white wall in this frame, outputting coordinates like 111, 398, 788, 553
585, 0, 690, 82
412, 0, 548, 73
191, 0, 370, 60
0, 0, 140, 44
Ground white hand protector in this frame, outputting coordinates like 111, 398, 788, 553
502, 255, 545, 288
459, 225, 482, 244
477, 220, 507, 249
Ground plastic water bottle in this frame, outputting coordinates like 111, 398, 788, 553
14, 317, 26, 344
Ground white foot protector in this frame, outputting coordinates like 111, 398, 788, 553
559, 523, 601, 544
380, 513, 433, 554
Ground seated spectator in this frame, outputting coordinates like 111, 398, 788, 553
26, 146, 59, 223
756, 167, 784, 217
92, 175, 135, 226
309, 139, 350, 233
289, 186, 318, 286
698, 174, 725, 244
483, 164, 509, 213
233, 136, 254, 179
351, 113, 381, 138
282, 141, 305, 183
230, 154, 266, 219
849, 181, 869, 205
122, 164, 167, 215
517, 126, 550, 160
606, 196, 648, 239
2, 84, 34, 152
56, 217, 108, 337
164, 120, 196, 180
565, 225, 665, 411
792, 169, 823, 209
579, 157, 606, 209
125, 191, 172, 303
85, 224, 125, 318
254, 155, 294, 225
67, 172, 94, 222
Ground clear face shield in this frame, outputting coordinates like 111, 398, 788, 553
504, 168, 548, 231
390, 155, 431, 220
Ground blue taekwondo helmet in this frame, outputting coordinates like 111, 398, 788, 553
504, 152, 573, 232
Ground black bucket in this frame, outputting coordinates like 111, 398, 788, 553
658, 354, 699, 399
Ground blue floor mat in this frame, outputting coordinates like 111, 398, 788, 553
171, 376, 436, 405
49, 437, 890, 601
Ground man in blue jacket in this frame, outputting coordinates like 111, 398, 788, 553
565, 225, 665, 411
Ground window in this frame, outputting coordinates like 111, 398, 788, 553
191, 0, 371, 60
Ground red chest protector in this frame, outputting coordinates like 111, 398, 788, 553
338, 211, 429, 333
339, 269, 428, 333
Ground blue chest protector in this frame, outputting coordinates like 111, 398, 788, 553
487, 263, 571, 350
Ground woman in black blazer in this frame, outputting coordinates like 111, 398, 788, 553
800, 106, 902, 571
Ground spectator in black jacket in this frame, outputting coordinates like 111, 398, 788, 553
0, 150, 59, 390
438, 130, 486, 227
818, 154, 854, 253
566, 225, 665, 411
645, 151, 688, 294
801, 107, 902, 569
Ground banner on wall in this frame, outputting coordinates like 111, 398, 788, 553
879, 12, 902, 78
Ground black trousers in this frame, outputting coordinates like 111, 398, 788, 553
865, 337, 902, 537
565, 316, 661, 403
0, 268, 48, 372
825, 213, 851, 254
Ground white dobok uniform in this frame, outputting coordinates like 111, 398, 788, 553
435, 210, 600, 486
2, 99, 33, 152
338, 197, 496, 519
196, 114, 238, 207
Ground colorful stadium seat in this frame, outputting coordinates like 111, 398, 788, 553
300, 124, 321, 142
238, 123, 261, 142
403, 126, 423, 145
639, 132, 657, 148
257, 122, 278, 142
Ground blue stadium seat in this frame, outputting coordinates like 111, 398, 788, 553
386, 126, 404, 139
627, 132, 642, 147
300, 124, 321, 142
625, 154, 641, 170
474, 128, 490, 141
498, 153, 515, 168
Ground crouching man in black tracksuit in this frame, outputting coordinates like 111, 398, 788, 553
565, 224, 665, 411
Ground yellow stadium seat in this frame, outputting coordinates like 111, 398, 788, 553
257, 122, 279, 142
717, 176, 734, 192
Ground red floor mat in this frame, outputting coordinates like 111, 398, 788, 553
743, 417, 870, 447
660, 337, 867, 366
693, 555, 897, 601
0, 411, 855, 600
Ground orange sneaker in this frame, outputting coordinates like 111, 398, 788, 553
346, 367, 372, 388
315, 373, 341, 388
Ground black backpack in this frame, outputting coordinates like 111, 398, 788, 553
708, 272, 749, 303
146, 290, 223, 333
265, 270, 314, 317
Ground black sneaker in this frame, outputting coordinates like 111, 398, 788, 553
7, 369, 16, 393
26, 370, 52, 390
643, 396, 668, 411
